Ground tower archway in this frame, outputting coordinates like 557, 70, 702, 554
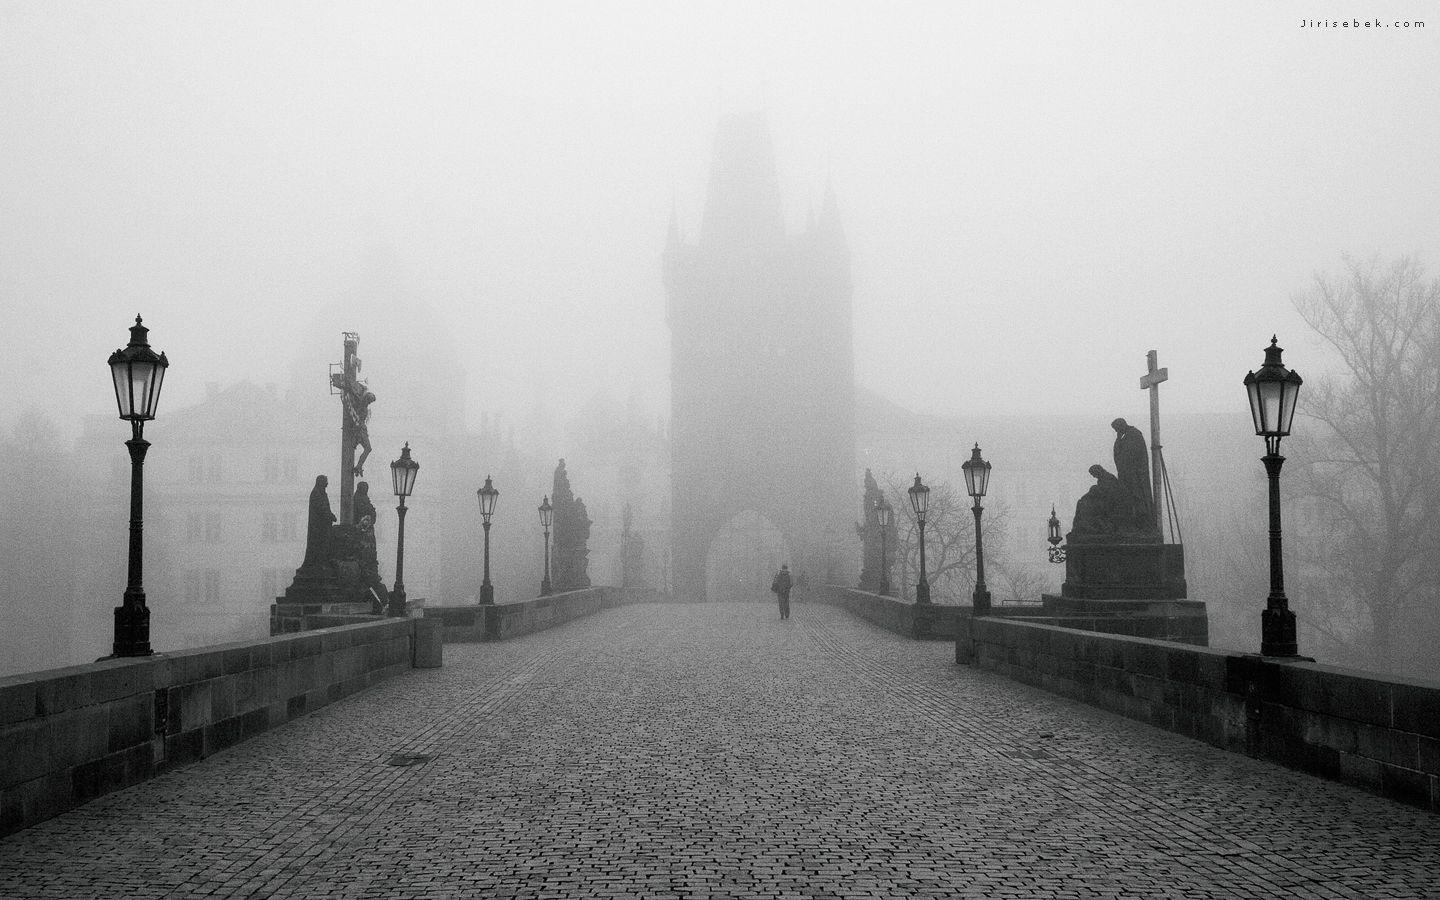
704, 511, 792, 604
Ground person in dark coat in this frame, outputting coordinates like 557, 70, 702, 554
771, 564, 793, 620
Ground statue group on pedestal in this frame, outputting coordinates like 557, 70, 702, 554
856, 469, 895, 593
287, 473, 388, 611
1069, 418, 1160, 545
276, 332, 388, 614
551, 459, 592, 592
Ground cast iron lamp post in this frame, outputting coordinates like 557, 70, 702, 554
1245, 336, 1303, 657
1046, 506, 1067, 563
388, 443, 419, 617
107, 315, 169, 657
876, 498, 894, 597
963, 443, 993, 615
477, 475, 499, 604
538, 495, 554, 596
907, 474, 931, 604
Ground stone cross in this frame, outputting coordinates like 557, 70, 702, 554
1139, 350, 1168, 534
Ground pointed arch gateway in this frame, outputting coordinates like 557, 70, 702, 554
704, 511, 792, 604
665, 114, 857, 601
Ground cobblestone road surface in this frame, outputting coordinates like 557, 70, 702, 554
2, 603, 1437, 899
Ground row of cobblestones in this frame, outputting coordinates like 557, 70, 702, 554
1, 602, 1436, 898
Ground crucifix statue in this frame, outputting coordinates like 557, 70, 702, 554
329, 332, 375, 525
1139, 349, 1168, 534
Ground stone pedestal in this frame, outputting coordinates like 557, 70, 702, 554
271, 521, 390, 634
1062, 543, 1187, 600
269, 600, 380, 634
276, 566, 345, 606
1036, 593, 1209, 645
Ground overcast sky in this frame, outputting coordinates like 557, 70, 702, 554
3, 1, 1438, 439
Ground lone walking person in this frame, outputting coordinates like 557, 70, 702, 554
771, 564, 793, 620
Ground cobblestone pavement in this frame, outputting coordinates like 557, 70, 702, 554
2, 603, 1438, 899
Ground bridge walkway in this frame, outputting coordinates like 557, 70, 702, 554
0, 602, 1436, 898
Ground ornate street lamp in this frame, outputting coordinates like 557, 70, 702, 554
477, 475, 499, 604
1046, 506, 1067, 563
962, 443, 993, 614
106, 315, 169, 657
1244, 336, 1303, 657
876, 498, 894, 596
388, 443, 419, 617
907, 473, 931, 604
538, 495, 554, 596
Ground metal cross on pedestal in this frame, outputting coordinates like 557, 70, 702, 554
1140, 350, 1168, 533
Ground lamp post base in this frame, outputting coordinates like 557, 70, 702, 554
388, 588, 408, 618
915, 580, 931, 605
111, 598, 153, 657
1261, 604, 1298, 657
479, 583, 494, 605
972, 588, 991, 616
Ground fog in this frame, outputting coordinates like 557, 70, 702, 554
3, 3, 1439, 677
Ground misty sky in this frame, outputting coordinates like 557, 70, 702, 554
3, 2, 1438, 438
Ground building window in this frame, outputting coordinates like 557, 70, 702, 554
183, 569, 220, 604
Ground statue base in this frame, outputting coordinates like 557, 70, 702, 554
1037, 592, 1208, 646
270, 600, 381, 634
277, 566, 346, 606
1061, 543, 1187, 600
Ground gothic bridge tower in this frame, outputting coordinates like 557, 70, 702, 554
664, 113, 856, 601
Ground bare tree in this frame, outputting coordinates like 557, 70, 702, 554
990, 561, 1048, 607
880, 474, 1013, 605
1289, 256, 1440, 677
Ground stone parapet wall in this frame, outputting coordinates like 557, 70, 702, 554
0, 616, 442, 836
1000, 614, 1207, 644
809, 585, 967, 640
426, 588, 670, 643
958, 616, 1440, 811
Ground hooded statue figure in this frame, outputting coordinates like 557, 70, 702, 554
1111, 417, 1154, 531
301, 475, 336, 570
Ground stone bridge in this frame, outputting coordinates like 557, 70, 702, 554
2, 597, 1437, 898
